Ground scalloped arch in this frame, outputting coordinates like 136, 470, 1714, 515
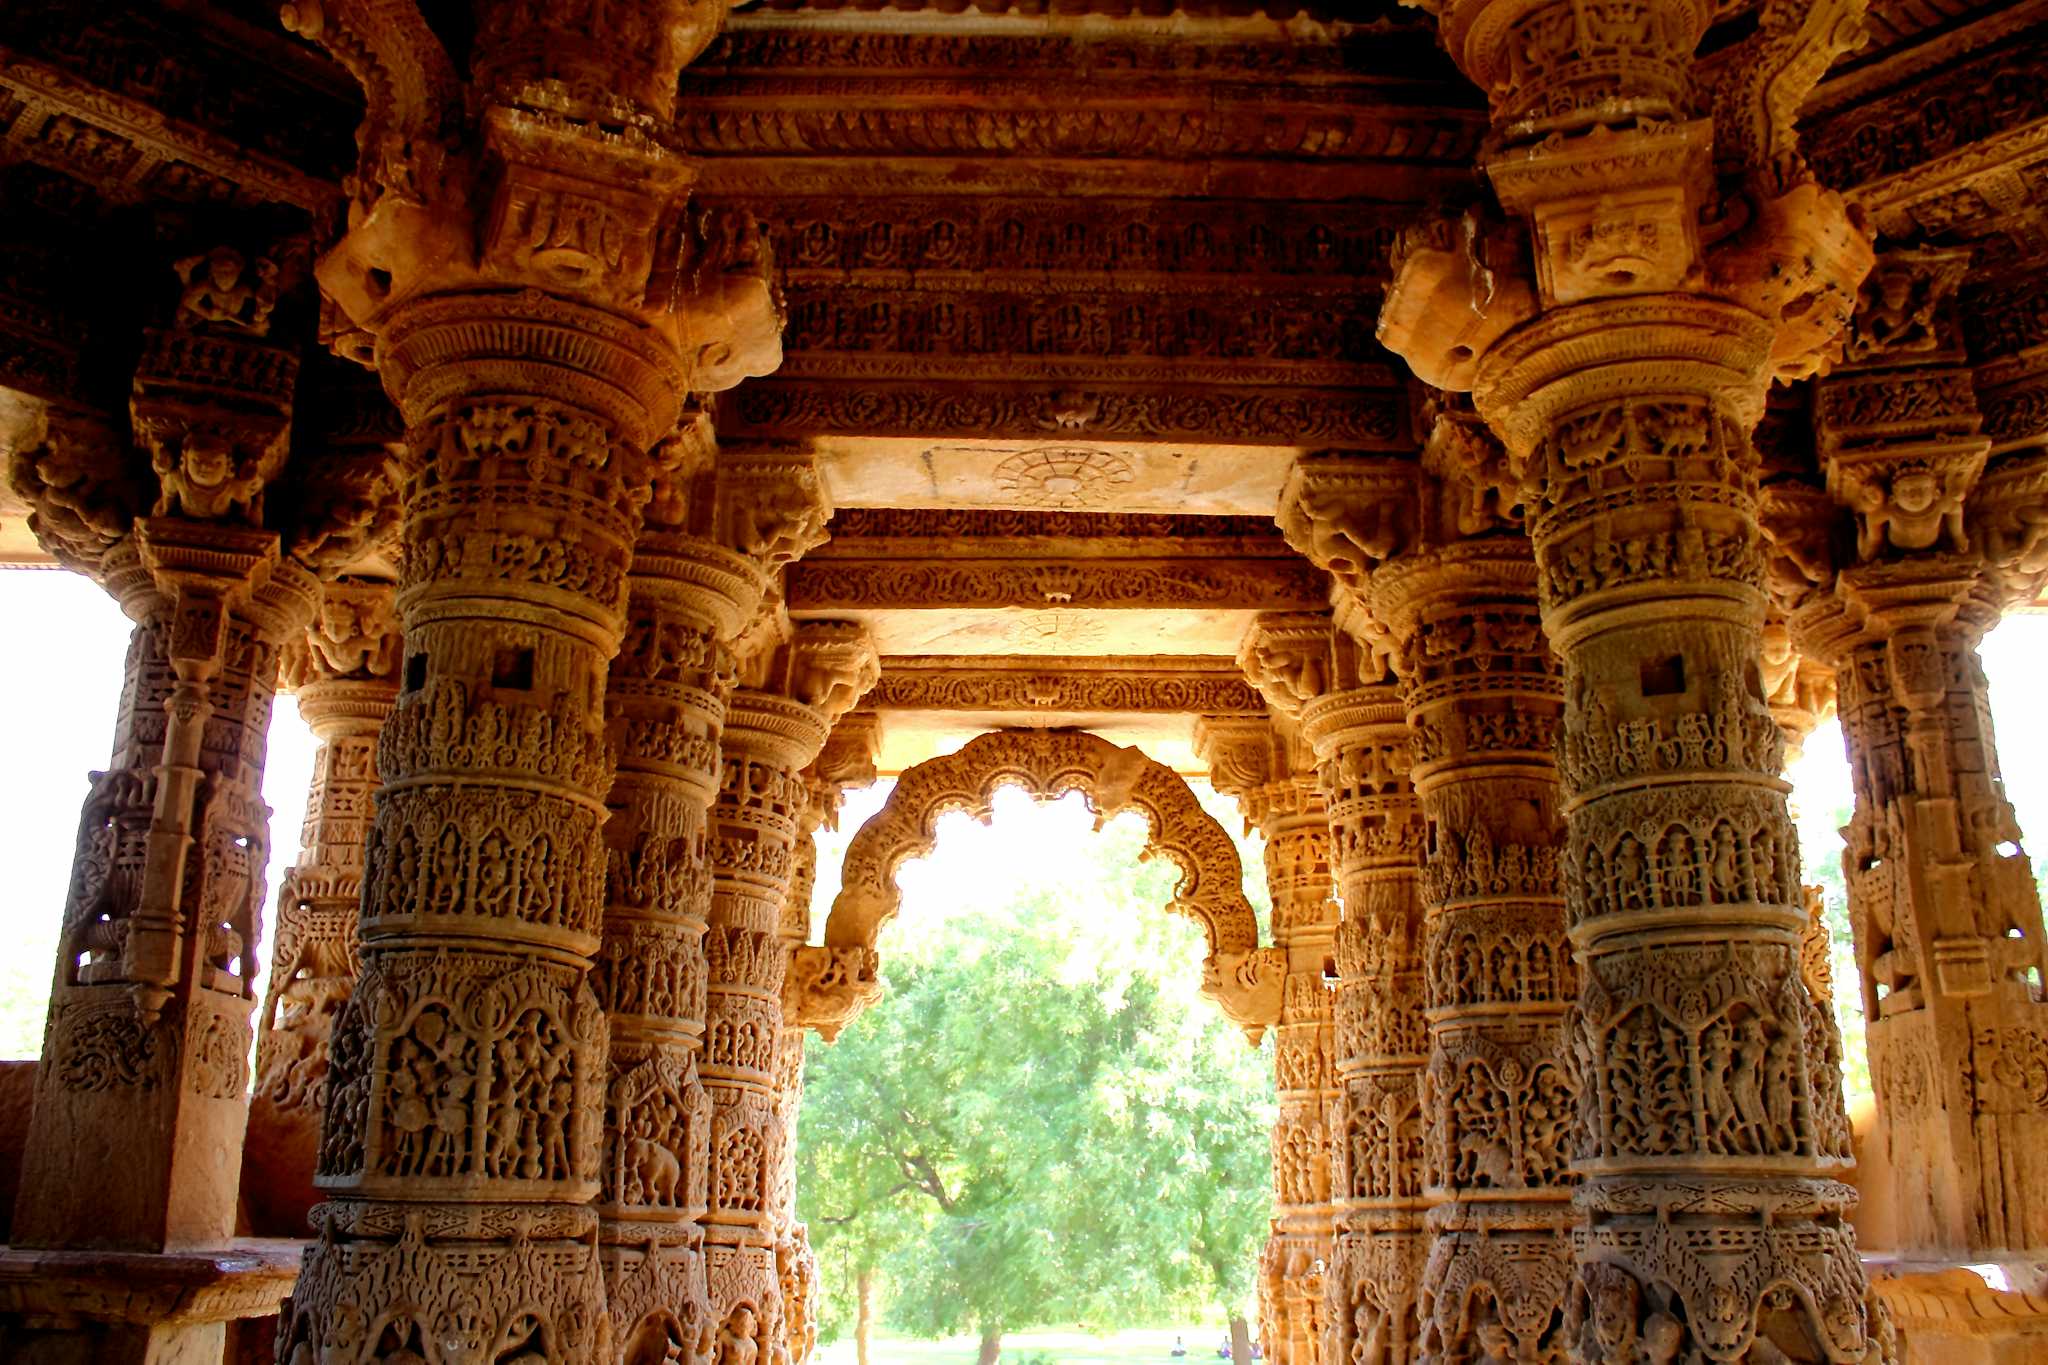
822, 728, 1262, 959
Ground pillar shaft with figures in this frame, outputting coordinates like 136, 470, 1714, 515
1250, 625, 1426, 1365
1199, 706, 1338, 1365
594, 426, 776, 1365
767, 712, 881, 1365
1377, 0, 1887, 1356
1279, 417, 1580, 1361
247, 580, 403, 1240
702, 625, 878, 1363
1766, 245, 2048, 1355
267, 1, 785, 1354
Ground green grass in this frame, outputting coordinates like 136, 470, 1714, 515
816, 1327, 1231, 1364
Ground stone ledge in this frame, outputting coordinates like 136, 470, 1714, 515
0, 1239, 302, 1327
1865, 1261, 2048, 1364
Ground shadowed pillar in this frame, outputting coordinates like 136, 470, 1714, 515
702, 624, 878, 1364
2, 239, 372, 1359
1765, 247, 2048, 1353
1199, 704, 1338, 1365
1279, 407, 1579, 1361
247, 579, 403, 1240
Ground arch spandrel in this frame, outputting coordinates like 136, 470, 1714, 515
810, 728, 1282, 1041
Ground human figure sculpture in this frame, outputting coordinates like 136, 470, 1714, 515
151, 430, 271, 521
172, 246, 280, 334
309, 594, 399, 676
1850, 262, 1940, 359
1851, 466, 1969, 558
715, 1307, 759, 1365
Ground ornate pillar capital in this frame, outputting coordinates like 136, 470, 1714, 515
1276, 454, 1418, 593
287, 0, 778, 396
1383, 4, 1875, 403
716, 451, 835, 575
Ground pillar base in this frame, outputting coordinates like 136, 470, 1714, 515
0, 1239, 300, 1364
1867, 1260, 2048, 1365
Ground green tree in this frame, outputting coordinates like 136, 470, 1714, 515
797, 800, 1275, 1364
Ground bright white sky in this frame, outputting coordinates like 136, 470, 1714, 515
1, 567, 2044, 1058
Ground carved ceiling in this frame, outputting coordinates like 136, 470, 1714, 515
5, 0, 2048, 771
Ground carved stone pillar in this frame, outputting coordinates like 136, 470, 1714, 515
1274, 630, 1427, 1365
768, 712, 880, 1365
3, 240, 328, 1358
595, 433, 773, 1365
269, 4, 785, 1356
1281, 412, 1579, 1360
246, 579, 403, 1240
16, 526, 316, 1256
1491, 306, 1875, 1362
281, 302, 680, 1360
1772, 250, 2048, 1314
1377, 1, 1885, 1355
703, 626, 877, 1364
1199, 706, 1338, 1365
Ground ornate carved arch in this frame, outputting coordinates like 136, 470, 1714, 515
800, 728, 1283, 1040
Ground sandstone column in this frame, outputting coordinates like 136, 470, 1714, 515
770, 711, 882, 1365
1250, 623, 1426, 1365
3, 241, 343, 1358
1768, 248, 2048, 1334
272, 3, 784, 1356
703, 624, 878, 1363
247, 579, 403, 1239
1280, 409, 1579, 1361
1199, 704, 1338, 1365
1378, 1, 1885, 1355
594, 423, 776, 1365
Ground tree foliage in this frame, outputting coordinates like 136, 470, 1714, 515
796, 792, 1276, 1352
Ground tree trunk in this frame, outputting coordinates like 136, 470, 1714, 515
1229, 1315, 1251, 1363
976, 1325, 1003, 1365
856, 1267, 875, 1365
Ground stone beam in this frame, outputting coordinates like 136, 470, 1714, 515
743, 195, 1412, 286
678, 21, 1485, 201
788, 552, 1324, 613
787, 509, 1327, 621
771, 283, 1391, 391
1805, 15, 2048, 263
866, 655, 1265, 714
0, 3, 353, 212
724, 378, 1409, 446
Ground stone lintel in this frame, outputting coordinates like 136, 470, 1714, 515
723, 378, 1411, 448
788, 554, 1326, 613
867, 654, 1265, 714
0, 49, 343, 214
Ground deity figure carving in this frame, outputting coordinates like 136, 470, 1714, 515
1845, 464, 1972, 559
172, 246, 282, 336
